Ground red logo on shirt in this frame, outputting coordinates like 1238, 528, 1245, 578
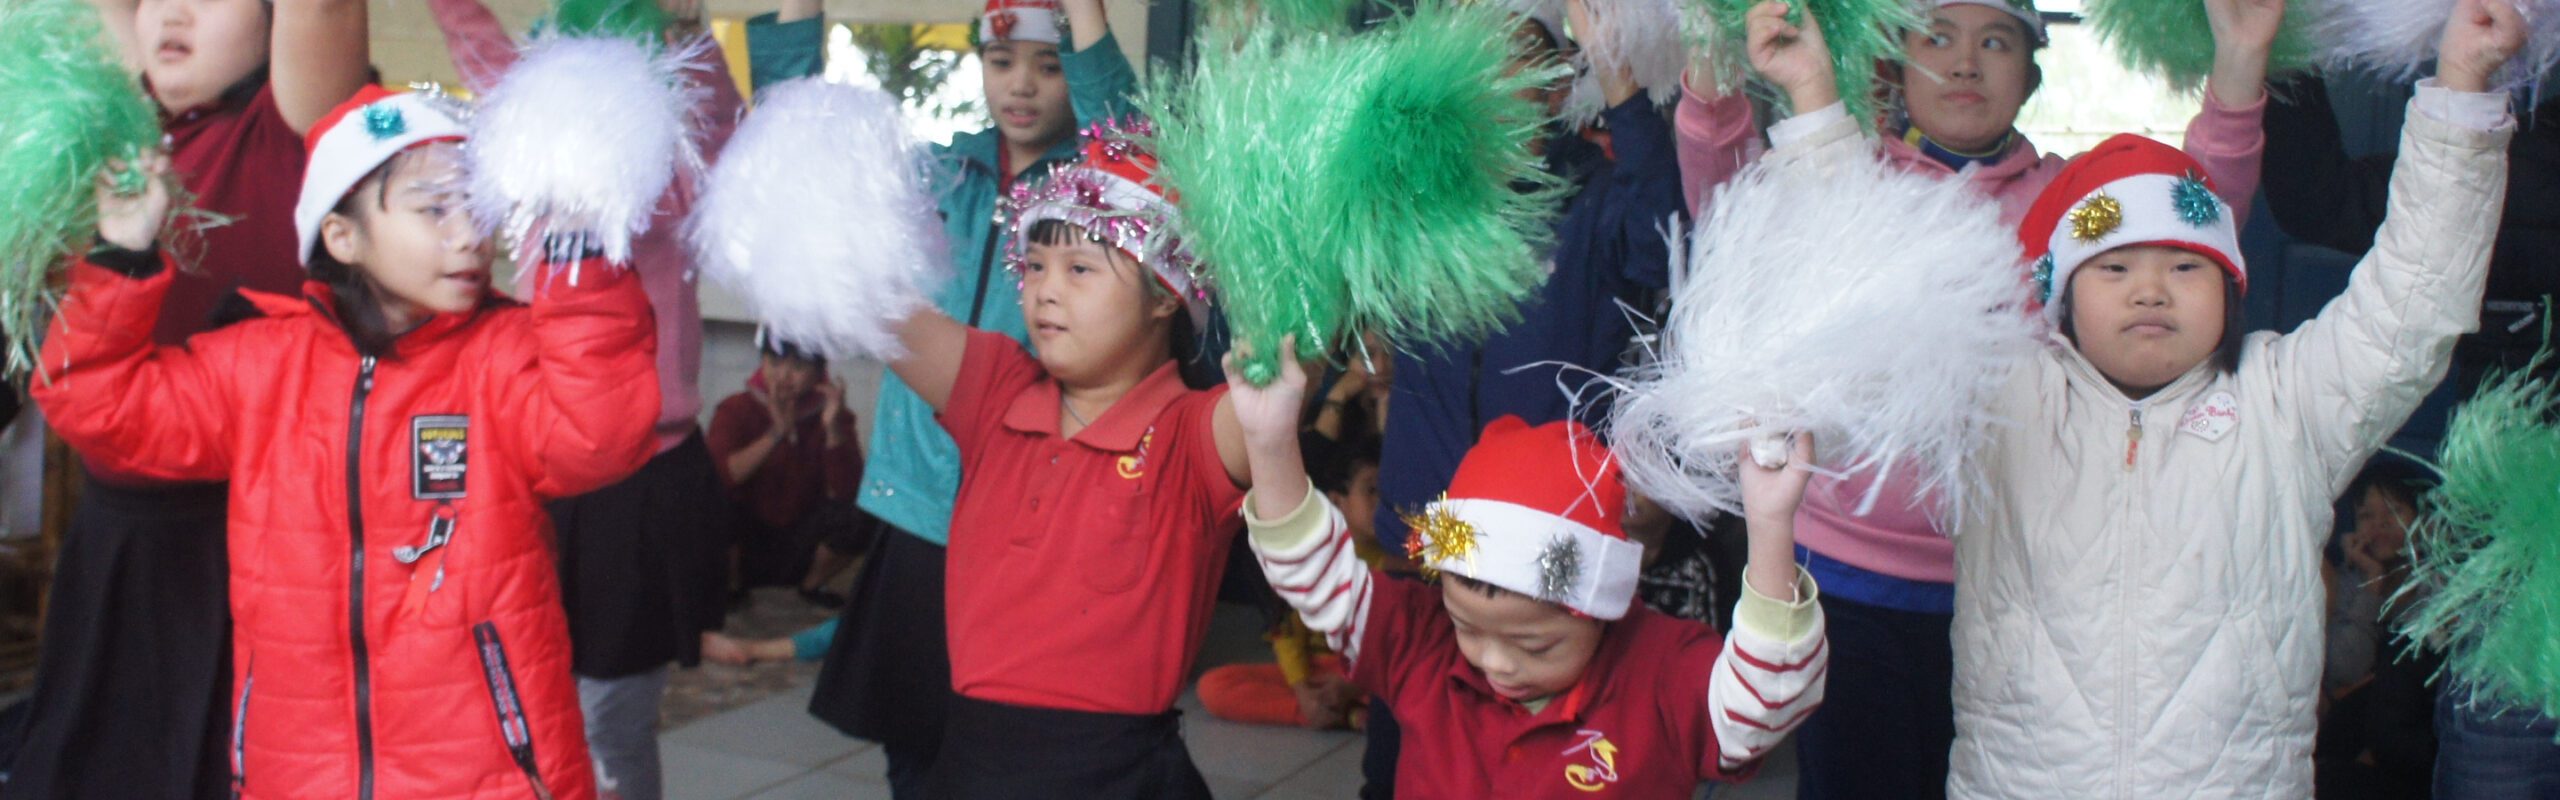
1563, 729, 1620, 791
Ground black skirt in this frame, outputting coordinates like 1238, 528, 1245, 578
5, 476, 230, 800
928, 696, 1211, 800
548, 433, 731, 678
807, 528, 949, 748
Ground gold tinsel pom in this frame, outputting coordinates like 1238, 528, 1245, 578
1399, 497, 1480, 580
2067, 193, 2123, 243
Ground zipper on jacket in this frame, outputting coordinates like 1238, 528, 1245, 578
347, 355, 379, 800
2122, 403, 2144, 472
474, 622, 556, 800
965, 218, 1001, 326
229, 666, 252, 800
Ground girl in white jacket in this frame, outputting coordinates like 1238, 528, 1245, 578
1938, 1, 2528, 797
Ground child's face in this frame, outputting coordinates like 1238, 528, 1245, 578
2351, 487, 2416, 562
319, 144, 494, 328
762, 355, 819, 400
1325, 463, 1382, 542
1019, 234, 1176, 385
2066, 245, 2227, 396
980, 41, 1074, 152
1442, 579, 1605, 704
136, 0, 271, 112
1900, 5, 2037, 153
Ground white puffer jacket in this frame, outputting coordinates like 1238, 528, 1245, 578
1943, 92, 2513, 799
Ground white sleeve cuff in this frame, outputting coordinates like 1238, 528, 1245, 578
1768, 101, 1850, 150
2414, 78, 2513, 133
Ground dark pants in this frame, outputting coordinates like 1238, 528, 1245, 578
2434, 683, 2560, 800
1361, 695, 1401, 800
1792, 594, 1955, 800
928, 696, 1209, 800
809, 529, 950, 800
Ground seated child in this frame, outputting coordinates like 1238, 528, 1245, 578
1242, 416, 1828, 796
1941, 3, 2525, 795
1197, 435, 1386, 730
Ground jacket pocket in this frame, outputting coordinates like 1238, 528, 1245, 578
472, 622, 556, 800
228, 665, 252, 800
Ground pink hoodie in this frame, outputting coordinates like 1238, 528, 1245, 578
430, 0, 748, 454
1674, 80, 2267, 585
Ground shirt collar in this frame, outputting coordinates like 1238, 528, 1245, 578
1902, 125, 2018, 172
999, 358, 1193, 452
1439, 617, 1637, 724
153, 67, 269, 126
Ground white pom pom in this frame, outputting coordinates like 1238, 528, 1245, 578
469, 35, 704, 267
2314, 0, 2560, 93
1606, 151, 2037, 523
1503, 0, 1685, 121
689, 79, 948, 363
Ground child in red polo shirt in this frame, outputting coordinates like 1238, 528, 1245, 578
1240, 414, 1830, 797
873, 123, 1307, 798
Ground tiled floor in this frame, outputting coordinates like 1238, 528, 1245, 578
656, 603, 1801, 799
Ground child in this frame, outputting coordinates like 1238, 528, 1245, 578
1939, 3, 2525, 795
11, 0, 369, 794
872, 125, 1306, 796
33, 86, 661, 799
749, 3, 1140, 791
1241, 413, 1827, 796
705, 334, 871, 606
1675, 2, 2279, 795
1198, 436, 1385, 730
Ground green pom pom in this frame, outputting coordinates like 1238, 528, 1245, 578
0, 0, 163, 377
1681, 0, 1921, 128
1199, 0, 1364, 34
1146, 3, 1566, 385
2083, 0, 2313, 91
545, 0, 670, 44
2393, 347, 2560, 722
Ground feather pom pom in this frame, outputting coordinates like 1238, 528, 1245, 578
1606, 151, 2036, 521
1681, 0, 1920, 127
468, 35, 704, 269
2312, 0, 2560, 93
2083, 0, 2316, 91
1506, 0, 1687, 121
2392, 351, 2560, 721
0, 0, 162, 376
1145, 3, 1566, 385
689, 79, 947, 363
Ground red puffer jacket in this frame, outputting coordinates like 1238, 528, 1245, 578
34, 250, 659, 800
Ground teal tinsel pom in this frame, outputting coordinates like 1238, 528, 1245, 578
2083, 0, 2314, 91
2392, 347, 2560, 723
2171, 174, 2221, 228
1681, 0, 1921, 128
545, 0, 670, 44
2031, 253, 2056, 303
0, 0, 164, 378
364, 103, 408, 141
1145, 2, 1566, 384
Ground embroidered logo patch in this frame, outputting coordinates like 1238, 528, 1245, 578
2179, 392, 2239, 442
1563, 729, 1621, 792
412, 415, 469, 499
1115, 428, 1155, 480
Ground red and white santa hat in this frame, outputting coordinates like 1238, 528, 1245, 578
980, 0, 1063, 45
296, 85, 468, 265
2017, 133, 2245, 317
1935, 0, 2048, 44
1003, 119, 1207, 323
1405, 416, 1646, 620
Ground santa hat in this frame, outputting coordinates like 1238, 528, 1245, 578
1405, 417, 1647, 620
2018, 133, 2244, 317
1935, 0, 2047, 45
1003, 119, 1207, 323
296, 85, 468, 265
979, 0, 1062, 46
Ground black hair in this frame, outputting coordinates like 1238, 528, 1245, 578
1021, 217, 1204, 380
757, 332, 821, 365
304, 150, 423, 357
1308, 434, 1382, 497
2055, 270, 2247, 377
2347, 457, 2431, 512
1449, 573, 1517, 601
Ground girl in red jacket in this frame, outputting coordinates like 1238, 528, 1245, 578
33, 86, 659, 800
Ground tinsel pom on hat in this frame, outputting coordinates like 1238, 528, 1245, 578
689, 79, 948, 363
0, 0, 165, 377
1142, 1, 1567, 385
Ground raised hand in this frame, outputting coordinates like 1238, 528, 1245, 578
1746, 1, 1840, 112
94, 152, 172, 253
2204, 0, 2284, 107
1738, 432, 1816, 601
1225, 334, 1312, 450
2438, 0, 2528, 93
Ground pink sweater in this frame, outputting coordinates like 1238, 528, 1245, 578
430, 0, 747, 453
1674, 81, 2268, 585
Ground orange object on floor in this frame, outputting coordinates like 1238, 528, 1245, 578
1199, 656, 1350, 728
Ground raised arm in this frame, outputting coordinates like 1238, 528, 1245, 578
499, 240, 663, 499
745, 0, 827, 90
883, 308, 971, 412
1061, 0, 1140, 126
428, 0, 519, 95
271, 0, 372, 134
1698, 437, 1828, 774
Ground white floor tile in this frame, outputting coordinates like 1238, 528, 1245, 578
744, 770, 893, 800
659, 741, 807, 800
663, 691, 863, 768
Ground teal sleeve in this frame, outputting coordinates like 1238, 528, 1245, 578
1062, 30, 1141, 126
746, 11, 828, 91
791, 617, 840, 662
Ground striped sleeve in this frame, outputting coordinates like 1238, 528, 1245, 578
1243, 482, 1375, 664
1704, 568, 1828, 773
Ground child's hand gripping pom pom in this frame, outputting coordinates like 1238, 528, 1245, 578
468, 33, 706, 275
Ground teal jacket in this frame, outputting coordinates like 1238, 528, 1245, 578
746, 14, 1141, 545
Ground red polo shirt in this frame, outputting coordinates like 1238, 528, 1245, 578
161, 81, 309, 344
940, 329, 1246, 714
1356, 576, 1746, 798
